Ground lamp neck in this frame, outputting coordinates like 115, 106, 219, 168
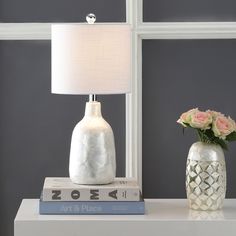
89, 94, 97, 102
85, 101, 102, 117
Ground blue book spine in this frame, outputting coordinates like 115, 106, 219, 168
39, 200, 145, 215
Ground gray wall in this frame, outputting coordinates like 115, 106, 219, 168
1, 1, 236, 236
0, 1, 126, 236
0, 0, 126, 22
143, 0, 236, 22
142, 39, 236, 198
0, 40, 126, 236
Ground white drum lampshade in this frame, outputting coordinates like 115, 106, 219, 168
51, 24, 131, 94
51, 21, 131, 185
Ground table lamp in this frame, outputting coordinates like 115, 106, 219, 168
51, 14, 131, 185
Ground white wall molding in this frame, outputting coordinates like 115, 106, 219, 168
125, 0, 133, 179
1, 22, 236, 40
126, 0, 143, 188
138, 22, 236, 39
0, 23, 51, 40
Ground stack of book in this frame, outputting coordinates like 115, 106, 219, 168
39, 177, 145, 215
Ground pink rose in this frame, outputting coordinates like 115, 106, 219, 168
177, 108, 198, 127
206, 110, 223, 119
212, 115, 235, 139
189, 111, 212, 130
228, 117, 236, 132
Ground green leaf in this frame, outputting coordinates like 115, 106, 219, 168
216, 139, 228, 150
197, 129, 212, 143
183, 122, 191, 127
204, 129, 216, 141
196, 129, 228, 150
226, 132, 236, 142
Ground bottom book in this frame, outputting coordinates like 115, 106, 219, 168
39, 200, 145, 215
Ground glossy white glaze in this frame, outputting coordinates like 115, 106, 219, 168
69, 101, 116, 184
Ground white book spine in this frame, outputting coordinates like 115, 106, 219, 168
43, 188, 140, 201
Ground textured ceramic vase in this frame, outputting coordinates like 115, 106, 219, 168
186, 142, 226, 211
69, 101, 116, 185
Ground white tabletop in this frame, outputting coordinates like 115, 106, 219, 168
14, 199, 236, 236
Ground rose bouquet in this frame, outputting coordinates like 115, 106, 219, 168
177, 108, 236, 150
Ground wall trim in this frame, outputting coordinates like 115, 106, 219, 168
138, 22, 236, 39
0, 23, 51, 40
2, 22, 236, 40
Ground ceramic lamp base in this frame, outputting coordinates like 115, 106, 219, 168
69, 101, 116, 185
